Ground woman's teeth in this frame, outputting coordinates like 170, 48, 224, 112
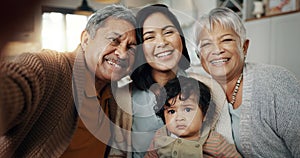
211, 58, 229, 64
155, 51, 172, 58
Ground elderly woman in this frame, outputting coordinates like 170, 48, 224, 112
194, 7, 300, 157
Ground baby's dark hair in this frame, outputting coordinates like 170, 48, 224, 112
154, 76, 211, 123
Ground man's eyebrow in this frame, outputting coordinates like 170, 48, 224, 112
112, 32, 137, 45
111, 32, 121, 37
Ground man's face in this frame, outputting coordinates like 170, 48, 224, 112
82, 17, 137, 82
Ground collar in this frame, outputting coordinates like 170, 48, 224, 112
72, 48, 111, 101
83, 63, 112, 101
84, 70, 97, 98
177, 68, 188, 77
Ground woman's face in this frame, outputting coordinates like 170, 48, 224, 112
142, 12, 183, 72
198, 23, 248, 82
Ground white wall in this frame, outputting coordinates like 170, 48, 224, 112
245, 12, 300, 79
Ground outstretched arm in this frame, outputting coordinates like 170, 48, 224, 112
0, 53, 44, 135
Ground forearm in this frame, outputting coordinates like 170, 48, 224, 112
0, 74, 26, 135
0, 56, 43, 135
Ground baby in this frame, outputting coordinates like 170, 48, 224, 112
145, 76, 241, 158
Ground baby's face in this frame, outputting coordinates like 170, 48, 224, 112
164, 93, 204, 140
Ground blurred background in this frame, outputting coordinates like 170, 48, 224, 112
1, 0, 299, 79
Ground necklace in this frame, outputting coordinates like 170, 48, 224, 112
230, 73, 243, 105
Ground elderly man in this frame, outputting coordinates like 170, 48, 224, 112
0, 4, 137, 157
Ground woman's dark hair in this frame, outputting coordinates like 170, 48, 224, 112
154, 76, 211, 124
130, 4, 191, 91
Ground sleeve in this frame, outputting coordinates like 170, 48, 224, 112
203, 131, 242, 158
0, 53, 45, 135
273, 68, 300, 156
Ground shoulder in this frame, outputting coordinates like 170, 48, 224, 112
246, 62, 295, 78
245, 62, 299, 88
11, 49, 68, 67
39, 49, 76, 63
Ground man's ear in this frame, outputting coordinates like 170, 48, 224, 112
80, 30, 89, 51
243, 39, 250, 56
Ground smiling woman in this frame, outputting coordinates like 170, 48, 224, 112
142, 12, 183, 72
130, 4, 191, 158
195, 7, 300, 157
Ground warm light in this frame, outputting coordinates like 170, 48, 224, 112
74, 10, 94, 16
42, 13, 88, 52
42, 13, 65, 52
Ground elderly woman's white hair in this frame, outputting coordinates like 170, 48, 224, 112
194, 7, 247, 51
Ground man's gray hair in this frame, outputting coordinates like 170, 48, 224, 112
194, 7, 246, 47
85, 4, 136, 39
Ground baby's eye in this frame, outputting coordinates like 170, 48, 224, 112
167, 109, 176, 114
184, 108, 192, 112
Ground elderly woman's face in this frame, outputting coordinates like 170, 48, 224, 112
197, 23, 248, 81
142, 12, 183, 72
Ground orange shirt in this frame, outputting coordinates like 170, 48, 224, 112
61, 72, 112, 158
61, 80, 112, 158
60, 117, 109, 158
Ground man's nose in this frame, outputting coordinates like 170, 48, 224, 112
115, 44, 128, 59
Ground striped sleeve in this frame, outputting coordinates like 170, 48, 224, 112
203, 131, 242, 158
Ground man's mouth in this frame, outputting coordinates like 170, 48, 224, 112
104, 56, 125, 69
